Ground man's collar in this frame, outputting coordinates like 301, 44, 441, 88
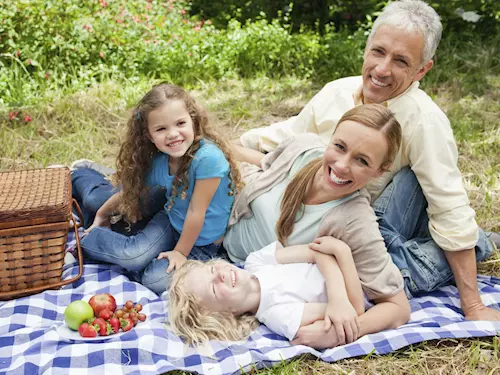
353, 80, 420, 106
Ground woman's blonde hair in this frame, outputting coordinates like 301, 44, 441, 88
168, 259, 260, 345
276, 103, 402, 245
116, 83, 243, 223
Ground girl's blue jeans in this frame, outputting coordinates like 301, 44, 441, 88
373, 167, 494, 299
71, 167, 226, 295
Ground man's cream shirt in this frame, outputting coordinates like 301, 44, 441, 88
240, 76, 479, 252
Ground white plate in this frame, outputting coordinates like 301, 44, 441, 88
57, 322, 127, 341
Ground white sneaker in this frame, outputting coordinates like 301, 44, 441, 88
70, 159, 115, 176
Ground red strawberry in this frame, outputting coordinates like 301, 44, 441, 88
109, 317, 120, 334
78, 322, 97, 338
93, 318, 108, 336
98, 309, 112, 320
104, 322, 114, 336
120, 318, 134, 332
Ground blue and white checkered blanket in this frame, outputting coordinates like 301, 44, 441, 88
1, 232, 500, 375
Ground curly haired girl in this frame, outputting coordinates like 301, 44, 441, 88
72, 83, 242, 294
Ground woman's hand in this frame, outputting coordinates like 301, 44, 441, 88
324, 298, 360, 345
157, 250, 187, 272
309, 236, 350, 257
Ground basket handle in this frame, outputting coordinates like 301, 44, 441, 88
53, 199, 85, 287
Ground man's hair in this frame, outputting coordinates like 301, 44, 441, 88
367, 0, 442, 64
167, 259, 260, 345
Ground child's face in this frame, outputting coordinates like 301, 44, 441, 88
319, 120, 388, 197
184, 261, 254, 315
147, 99, 195, 162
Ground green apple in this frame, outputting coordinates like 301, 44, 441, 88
64, 300, 94, 330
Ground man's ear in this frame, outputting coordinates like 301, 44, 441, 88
414, 59, 434, 82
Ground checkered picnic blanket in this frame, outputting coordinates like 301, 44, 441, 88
1, 232, 500, 375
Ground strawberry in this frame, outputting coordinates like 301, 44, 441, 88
120, 318, 134, 332
104, 322, 114, 336
98, 309, 112, 320
93, 318, 108, 336
109, 317, 120, 334
78, 322, 97, 338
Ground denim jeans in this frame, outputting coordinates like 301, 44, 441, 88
373, 167, 494, 299
72, 167, 165, 231
72, 167, 226, 294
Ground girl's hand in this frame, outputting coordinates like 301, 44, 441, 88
157, 250, 187, 272
309, 236, 350, 256
324, 299, 360, 345
85, 213, 111, 233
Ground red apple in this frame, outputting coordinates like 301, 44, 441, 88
88, 293, 117, 316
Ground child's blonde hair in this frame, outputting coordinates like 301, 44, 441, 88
116, 83, 243, 223
168, 259, 259, 345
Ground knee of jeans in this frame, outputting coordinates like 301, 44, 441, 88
142, 270, 173, 295
476, 229, 495, 262
83, 190, 114, 214
393, 166, 417, 185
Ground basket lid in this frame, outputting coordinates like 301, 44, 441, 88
0, 168, 72, 229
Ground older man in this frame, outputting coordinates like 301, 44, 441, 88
233, 0, 500, 339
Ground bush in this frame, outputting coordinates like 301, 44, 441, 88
0, 0, 367, 106
0, 0, 498, 107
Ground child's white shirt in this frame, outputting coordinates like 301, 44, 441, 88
244, 242, 328, 340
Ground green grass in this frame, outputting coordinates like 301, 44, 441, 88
1, 72, 499, 374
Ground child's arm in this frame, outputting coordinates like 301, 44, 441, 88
291, 290, 410, 349
274, 244, 315, 264
309, 237, 365, 315
86, 191, 123, 232
274, 242, 361, 344
157, 177, 221, 272
274, 241, 364, 315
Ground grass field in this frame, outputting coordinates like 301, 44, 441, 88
1, 73, 499, 373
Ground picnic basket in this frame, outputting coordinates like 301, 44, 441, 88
0, 167, 83, 300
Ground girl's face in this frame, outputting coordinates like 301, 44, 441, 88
147, 99, 195, 162
183, 261, 255, 315
320, 120, 389, 197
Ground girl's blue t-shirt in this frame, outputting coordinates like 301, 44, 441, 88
146, 140, 233, 246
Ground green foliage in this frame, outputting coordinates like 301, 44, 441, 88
1, 0, 499, 109
189, 0, 500, 36
0, 0, 369, 107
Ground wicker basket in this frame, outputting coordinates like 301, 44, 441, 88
0, 168, 83, 300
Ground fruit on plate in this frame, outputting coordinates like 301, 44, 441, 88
88, 293, 117, 317
78, 322, 98, 338
120, 318, 134, 332
97, 308, 112, 320
64, 300, 95, 331
109, 317, 120, 334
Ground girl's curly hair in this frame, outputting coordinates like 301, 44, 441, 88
168, 259, 260, 345
115, 83, 243, 223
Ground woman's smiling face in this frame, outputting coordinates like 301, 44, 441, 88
321, 120, 389, 197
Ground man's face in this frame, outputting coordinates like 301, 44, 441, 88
362, 25, 433, 104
